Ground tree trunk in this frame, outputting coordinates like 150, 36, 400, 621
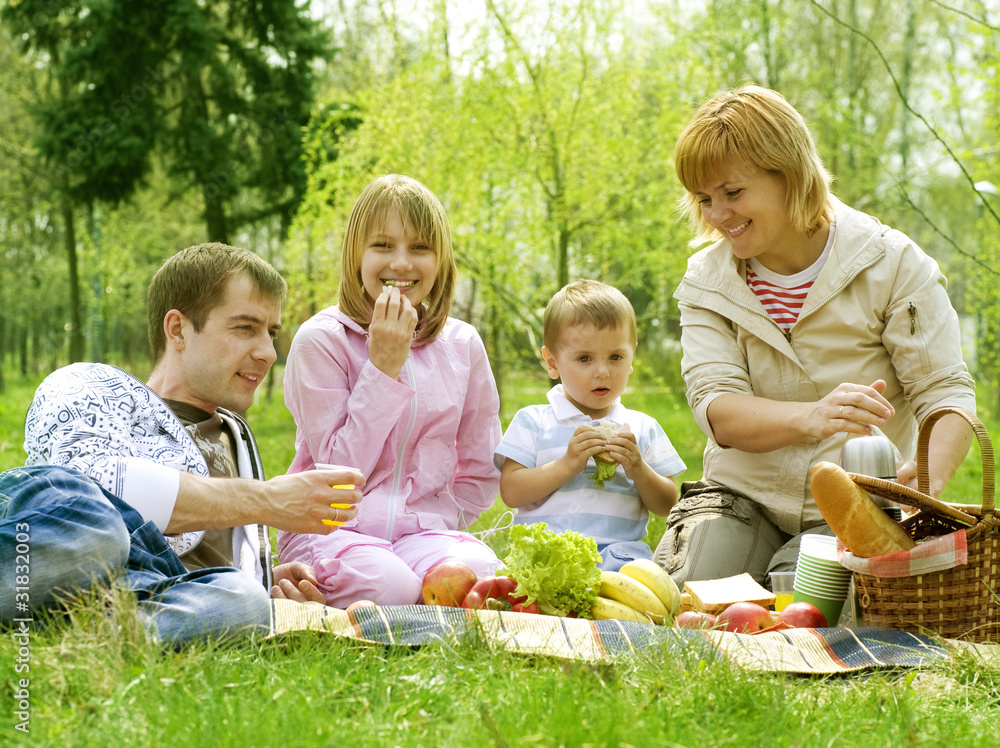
62, 194, 84, 363
185, 67, 229, 243
898, 1, 918, 173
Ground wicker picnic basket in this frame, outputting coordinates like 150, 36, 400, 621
846, 407, 1000, 643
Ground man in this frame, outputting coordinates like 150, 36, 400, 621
0, 243, 362, 643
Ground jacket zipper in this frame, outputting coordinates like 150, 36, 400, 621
384, 357, 418, 541
908, 302, 932, 373
782, 248, 884, 342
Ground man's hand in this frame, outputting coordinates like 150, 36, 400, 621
258, 467, 366, 534
168, 466, 365, 535
271, 561, 326, 604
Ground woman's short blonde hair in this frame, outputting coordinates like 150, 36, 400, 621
338, 174, 456, 342
674, 84, 833, 245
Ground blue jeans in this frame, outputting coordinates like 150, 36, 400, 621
598, 540, 654, 572
0, 465, 269, 643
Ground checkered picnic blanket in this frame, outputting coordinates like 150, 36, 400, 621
837, 530, 968, 578
268, 600, 1000, 674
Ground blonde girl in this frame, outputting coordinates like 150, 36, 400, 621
278, 174, 503, 606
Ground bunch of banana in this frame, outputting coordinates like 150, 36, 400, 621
590, 559, 681, 625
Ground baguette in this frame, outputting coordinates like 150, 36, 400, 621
810, 461, 916, 557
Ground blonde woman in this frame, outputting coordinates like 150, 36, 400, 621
279, 174, 503, 607
655, 85, 975, 588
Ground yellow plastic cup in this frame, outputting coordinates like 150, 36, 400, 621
770, 571, 796, 612
322, 484, 355, 526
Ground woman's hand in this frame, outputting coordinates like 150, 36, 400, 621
813, 379, 894, 440
708, 380, 895, 453
368, 286, 418, 379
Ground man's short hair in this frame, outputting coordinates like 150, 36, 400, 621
147, 243, 288, 362
543, 280, 637, 351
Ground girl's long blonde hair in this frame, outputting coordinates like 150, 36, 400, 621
674, 84, 833, 246
338, 174, 456, 342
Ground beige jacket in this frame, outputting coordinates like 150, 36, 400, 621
675, 198, 976, 534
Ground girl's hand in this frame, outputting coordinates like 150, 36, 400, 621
368, 286, 418, 379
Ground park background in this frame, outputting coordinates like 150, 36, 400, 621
2, 2, 1000, 746
1, 0, 999, 420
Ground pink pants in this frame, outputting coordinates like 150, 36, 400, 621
278, 529, 502, 608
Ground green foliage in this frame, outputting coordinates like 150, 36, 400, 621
3, 0, 1000, 402
1, 0, 328, 242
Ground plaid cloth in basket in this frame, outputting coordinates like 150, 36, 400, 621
837, 531, 968, 578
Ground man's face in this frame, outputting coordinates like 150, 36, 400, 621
171, 273, 281, 413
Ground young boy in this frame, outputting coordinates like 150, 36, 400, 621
494, 280, 685, 571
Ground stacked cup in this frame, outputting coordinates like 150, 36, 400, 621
793, 534, 851, 626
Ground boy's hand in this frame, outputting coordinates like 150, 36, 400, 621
602, 424, 643, 479
562, 425, 611, 474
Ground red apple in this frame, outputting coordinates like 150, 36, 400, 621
716, 602, 773, 633
421, 560, 479, 606
675, 611, 719, 629
346, 600, 376, 612
346, 599, 375, 623
461, 576, 522, 611
776, 601, 829, 629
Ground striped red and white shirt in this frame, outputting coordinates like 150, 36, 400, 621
747, 226, 834, 332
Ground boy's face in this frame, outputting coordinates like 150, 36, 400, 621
542, 322, 634, 419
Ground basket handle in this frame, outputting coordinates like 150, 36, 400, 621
916, 406, 995, 516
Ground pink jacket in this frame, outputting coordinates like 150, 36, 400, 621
280, 306, 502, 542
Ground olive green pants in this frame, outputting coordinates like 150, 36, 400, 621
652, 480, 835, 590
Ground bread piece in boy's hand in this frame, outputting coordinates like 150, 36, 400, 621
590, 420, 620, 488
810, 461, 915, 557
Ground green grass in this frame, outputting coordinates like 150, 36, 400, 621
4, 367, 1000, 747
4, 584, 1000, 747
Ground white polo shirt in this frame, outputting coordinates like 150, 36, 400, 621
494, 385, 686, 547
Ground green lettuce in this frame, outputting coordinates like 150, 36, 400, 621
590, 460, 617, 488
500, 523, 602, 619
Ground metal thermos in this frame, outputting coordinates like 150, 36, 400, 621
839, 435, 903, 521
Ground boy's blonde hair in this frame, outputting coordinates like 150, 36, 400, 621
674, 84, 833, 245
543, 280, 637, 351
147, 243, 287, 363
338, 174, 456, 342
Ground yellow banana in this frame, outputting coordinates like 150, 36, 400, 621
618, 559, 682, 616
590, 596, 653, 623
599, 570, 669, 624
